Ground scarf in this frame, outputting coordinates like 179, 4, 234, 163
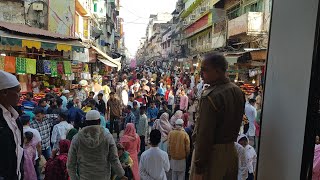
170, 110, 183, 125
59, 139, 71, 154
120, 123, 137, 143
154, 113, 172, 139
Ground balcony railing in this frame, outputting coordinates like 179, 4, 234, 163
228, 12, 265, 38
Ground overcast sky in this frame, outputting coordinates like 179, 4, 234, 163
119, 0, 177, 58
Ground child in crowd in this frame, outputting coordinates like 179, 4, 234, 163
237, 134, 257, 180
23, 131, 37, 180
112, 143, 134, 180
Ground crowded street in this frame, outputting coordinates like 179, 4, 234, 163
3, 0, 320, 180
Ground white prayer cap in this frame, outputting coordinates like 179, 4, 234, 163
86, 110, 101, 121
62, 90, 70, 94
0, 70, 20, 91
175, 119, 184, 126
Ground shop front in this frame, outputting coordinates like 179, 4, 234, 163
0, 21, 85, 101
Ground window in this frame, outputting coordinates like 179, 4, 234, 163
244, 0, 263, 13
227, 4, 240, 20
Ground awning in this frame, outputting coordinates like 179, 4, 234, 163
98, 58, 118, 67
0, 21, 84, 52
91, 46, 121, 71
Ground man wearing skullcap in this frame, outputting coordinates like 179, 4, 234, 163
0, 70, 24, 180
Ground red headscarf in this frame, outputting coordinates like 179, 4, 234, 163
120, 123, 137, 143
59, 139, 71, 154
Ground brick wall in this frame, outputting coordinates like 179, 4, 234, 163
0, 1, 25, 24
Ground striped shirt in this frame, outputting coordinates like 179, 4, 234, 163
30, 114, 58, 150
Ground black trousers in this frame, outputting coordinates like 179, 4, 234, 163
140, 135, 146, 154
110, 115, 120, 138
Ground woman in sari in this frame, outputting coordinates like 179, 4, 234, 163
170, 110, 183, 126
153, 113, 173, 152
120, 123, 140, 180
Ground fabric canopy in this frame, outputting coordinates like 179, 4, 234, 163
98, 58, 118, 67
91, 46, 121, 71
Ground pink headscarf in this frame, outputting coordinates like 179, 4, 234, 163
170, 110, 183, 125
120, 123, 137, 143
313, 145, 320, 180
153, 113, 172, 139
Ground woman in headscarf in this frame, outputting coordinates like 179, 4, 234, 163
45, 139, 71, 180
170, 110, 183, 126
313, 136, 320, 180
153, 113, 173, 152
120, 123, 140, 180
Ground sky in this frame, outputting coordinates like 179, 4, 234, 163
119, 0, 178, 57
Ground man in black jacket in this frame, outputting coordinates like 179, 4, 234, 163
0, 70, 23, 180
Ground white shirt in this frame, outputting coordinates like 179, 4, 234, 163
121, 90, 129, 106
168, 94, 175, 106
51, 121, 73, 150
245, 144, 257, 174
0, 104, 23, 179
23, 126, 41, 160
235, 143, 248, 180
139, 147, 170, 180
245, 103, 257, 137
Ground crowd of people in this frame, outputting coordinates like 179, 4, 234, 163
0, 53, 262, 180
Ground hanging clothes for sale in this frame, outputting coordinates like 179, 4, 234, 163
0, 56, 4, 70
51, 61, 58, 77
63, 61, 72, 75
4, 56, 16, 73
36, 60, 44, 74
16, 57, 26, 74
43, 60, 51, 74
26, 58, 36, 74
57, 62, 64, 75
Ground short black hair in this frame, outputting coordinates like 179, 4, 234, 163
89, 91, 95, 96
109, 92, 115, 95
150, 129, 161, 146
26, 92, 33, 98
127, 105, 132, 110
98, 93, 103, 97
39, 98, 46, 105
24, 131, 33, 142
33, 107, 45, 115
59, 111, 68, 121
20, 114, 31, 125
204, 52, 228, 72
56, 98, 63, 106
249, 98, 256, 104
140, 106, 146, 114
89, 99, 96, 106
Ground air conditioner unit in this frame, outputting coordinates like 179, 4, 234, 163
32, 2, 44, 11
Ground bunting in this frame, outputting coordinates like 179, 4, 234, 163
0, 56, 4, 70
51, 61, 58, 77
4, 56, 16, 73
